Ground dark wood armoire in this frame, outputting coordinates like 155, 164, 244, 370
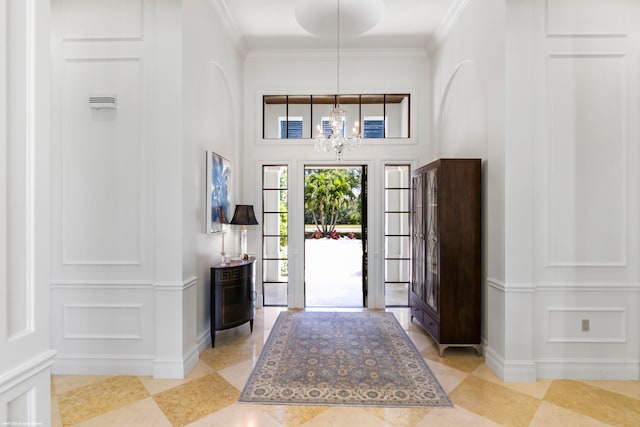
410, 158, 482, 356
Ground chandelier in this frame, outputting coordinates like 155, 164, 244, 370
313, 0, 362, 161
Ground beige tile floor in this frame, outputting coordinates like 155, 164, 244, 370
51, 307, 640, 427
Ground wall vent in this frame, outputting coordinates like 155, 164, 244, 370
89, 94, 117, 109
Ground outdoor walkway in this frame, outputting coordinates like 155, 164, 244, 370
305, 237, 364, 307
263, 237, 408, 307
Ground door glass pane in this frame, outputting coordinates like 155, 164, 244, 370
263, 213, 287, 238
411, 173, 424, 298
385, 212, 409, 235
385, 165, 410, 187
263, 282, 287, 306
385, 189, 409, 211
263, 258, 285, 282
425, 168, 438, 312
385, 236, 410, 259
385, 259, 409, 282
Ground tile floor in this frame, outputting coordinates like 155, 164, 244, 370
51, 307, 640, 427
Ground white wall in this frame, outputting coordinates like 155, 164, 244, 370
0, 0, 54, 425
39, 0, 638, 386
48, 0, 245, 378
50, 0, 162, 376
429, 0, 506, 365
182, 0, 246, 351
243, 49, 430, 309
522, 0, 639, 380
433, 0, 640, 380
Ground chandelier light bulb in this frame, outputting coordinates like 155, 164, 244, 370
314, 105, 362, 161
331, 108, 346, 132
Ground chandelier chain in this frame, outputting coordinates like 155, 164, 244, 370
336, 0, 340, 103
314, 0, 362, 161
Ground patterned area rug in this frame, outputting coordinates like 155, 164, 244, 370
239, 311, 452, 407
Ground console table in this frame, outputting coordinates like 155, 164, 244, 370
210, 258, 255, 347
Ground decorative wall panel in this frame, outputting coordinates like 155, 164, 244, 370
547, 307, 626, 343
5, 0, 32, 337
546, 0, 626, 36
50, 283, 156, 368
63, 304, 143, 339
547, 54, 626, 266
2, 0, 54, 422
7, 388, 35, 425
62, 0, 143, 40
62, 58, 142, 265
0, 5, 5, 341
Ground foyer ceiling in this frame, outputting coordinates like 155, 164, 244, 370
216, 0, 459, 50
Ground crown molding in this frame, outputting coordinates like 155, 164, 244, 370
210, 0, 247, 53
428, 0, 471, 53
246, 47, 428, 61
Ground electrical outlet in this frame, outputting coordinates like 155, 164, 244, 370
581, 319, 590, 332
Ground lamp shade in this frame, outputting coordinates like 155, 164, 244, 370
230, 205, 259, 226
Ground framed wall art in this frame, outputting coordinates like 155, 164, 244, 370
205, 151, 231, 234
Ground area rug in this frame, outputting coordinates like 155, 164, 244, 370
238, 311, 452, 407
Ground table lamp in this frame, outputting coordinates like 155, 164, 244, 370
230, 204, 259, 260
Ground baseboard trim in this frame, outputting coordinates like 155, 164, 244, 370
51, 353, 154, 376
503, 360, 537, 382
536, 358, 640, 380
51, 347, 202, 379
482, 346, 639, 380
184, 345, 200, 377
484, 346, 537, 382
197, 327, 212, 352
483, 345, 504, 377
153, 345, 200, 379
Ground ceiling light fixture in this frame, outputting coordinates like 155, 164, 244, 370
295, 0, 384, 38
313, 0, 362, 161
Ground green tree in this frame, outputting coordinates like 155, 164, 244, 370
304, 168, 360, 235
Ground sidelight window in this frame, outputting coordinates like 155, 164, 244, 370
262, 165, 288, 306
384, 164, 411, 307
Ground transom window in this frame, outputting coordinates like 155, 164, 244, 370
263, 94, 410, 140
